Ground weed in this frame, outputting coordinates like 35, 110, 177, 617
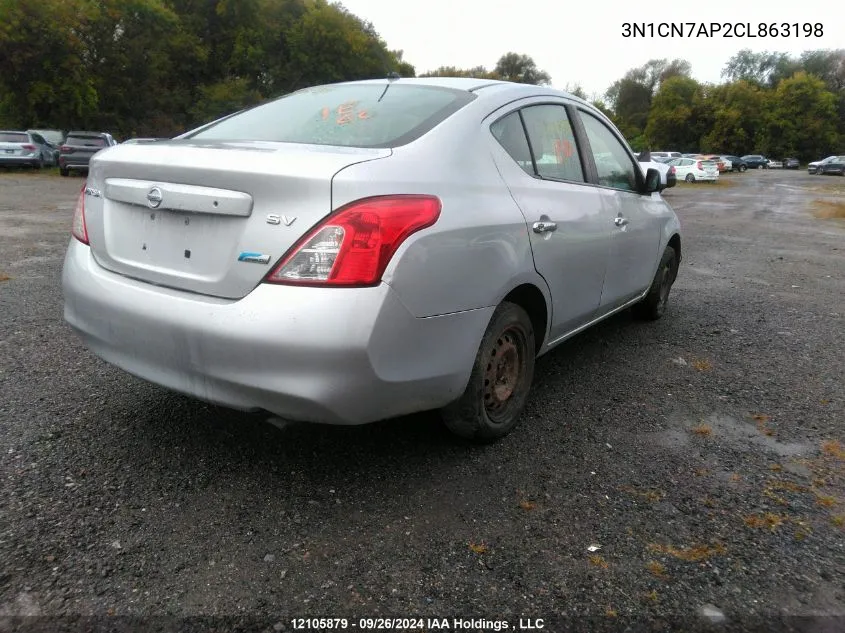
811, 199, 845, 219
692, 424, 713, 437
769, 464, 783, 472
646, 560, 668, 578
468, 542, 488, 554
821, 440, 845, 460
605, 607, 618, 618
643, 590, 659, 603
589, 555, 609, 569
518, 500, 536, 511
816, 495, 837, 508
0, 272, 10, 282
743, 513, 784, 531
691, 359, 713, 371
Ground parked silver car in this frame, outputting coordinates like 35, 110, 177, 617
62, 78, 681, 441
0, 130, 58, 168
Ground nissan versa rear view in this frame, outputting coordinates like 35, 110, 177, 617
62, 77, 681, 442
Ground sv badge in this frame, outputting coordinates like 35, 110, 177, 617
266, 214, 296, 226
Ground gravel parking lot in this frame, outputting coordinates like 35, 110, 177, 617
1, 169, 844, 632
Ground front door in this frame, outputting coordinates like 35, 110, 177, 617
576, 110, 661, 311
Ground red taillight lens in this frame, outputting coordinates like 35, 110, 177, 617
669, 166, 676, 174
265, 195, 441, 287
697, 161, 703, 170
21, 144, 37, 150
60, 145, 72, 153
71, 186, 89, 244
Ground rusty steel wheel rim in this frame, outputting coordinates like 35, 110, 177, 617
483, 326, 526, 422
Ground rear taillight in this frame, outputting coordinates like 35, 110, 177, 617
21, 144, 37, 151
669, 166, 676, 174
697, 161, 703, 170
71, 186, 89, 244
265, 195, 441, 287
60, 145, 72, 153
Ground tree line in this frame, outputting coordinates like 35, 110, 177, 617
594, 50, 844, 162
1, 0, 841, 161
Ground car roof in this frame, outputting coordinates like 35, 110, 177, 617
67, 131, 109, 136
0, 130, 29, 134
330, 77, 589, 104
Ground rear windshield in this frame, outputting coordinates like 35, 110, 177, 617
0, 132, 29, 143
186, 83, 476, 148
67, 136, 106, 146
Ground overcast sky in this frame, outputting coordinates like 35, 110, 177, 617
338, 0, 838, 99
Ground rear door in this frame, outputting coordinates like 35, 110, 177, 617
574, 109, 662, 311
487, 102, 611, 340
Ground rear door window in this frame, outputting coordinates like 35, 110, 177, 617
520, 105, 584, 183
490, 112, 534, 176
187, 83, 476, 148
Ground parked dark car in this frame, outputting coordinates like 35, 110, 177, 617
819, 156, 845, 176
59, 132, 117, 176
783, 157, 800, 170
721, 155, 747, 172
741, 154, 769, 169
0, 130, 58, 168
808, 155, 838, 174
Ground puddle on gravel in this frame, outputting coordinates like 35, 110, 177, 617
648, 413, 812, 458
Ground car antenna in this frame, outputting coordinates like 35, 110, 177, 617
378, 73, 400, 102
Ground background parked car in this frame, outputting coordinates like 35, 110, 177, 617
698, 154, 728, 172
768, 160, 783, 169
741, 155, 770, 169
819, 156, 845, 175
0, 130, 57, 168
59, 131, 117, 176
27, 129, 65, 163
783, 157, 800, 169
721, 155, 747, 172
650, 151, 682, 160
808, 155, 838, 174
667, 157, 719, 182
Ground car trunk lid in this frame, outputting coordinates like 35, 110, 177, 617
83, 141, 391, 299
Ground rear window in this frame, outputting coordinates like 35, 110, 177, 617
187, 83, 476, 148
0, 132, 29, 143
67, 136, 106, 146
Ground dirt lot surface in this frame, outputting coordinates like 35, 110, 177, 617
1, 168, 844, 632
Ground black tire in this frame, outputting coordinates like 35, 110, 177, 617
740, 165, 747, 172
757, 164, 764, 170
60, 166, 69, 177
441, 302, 535, 442
633, 246, 677, 321
685, 174, 695, 183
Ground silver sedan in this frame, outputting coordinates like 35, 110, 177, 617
62, 78, 681, 441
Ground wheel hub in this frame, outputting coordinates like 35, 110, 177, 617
484, 333, 520, 411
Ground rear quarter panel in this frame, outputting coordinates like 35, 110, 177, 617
330, 115, 549, 322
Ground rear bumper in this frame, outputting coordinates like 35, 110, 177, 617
59, 157, 90, 169
0, 155, 40, 166
62, 239, 491, 424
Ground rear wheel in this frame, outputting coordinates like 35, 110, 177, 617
685, 174, 695, 183
739, 165, 747, 172
441, 302, 535, 442
757, 164, 764, 170
633, 246, 677, 321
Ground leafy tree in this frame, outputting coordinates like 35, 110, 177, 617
721, 49, 792, 86
493, 52, 551, 85
761, 72, 839, 161
700, 80, 767, 155
420, 65, 498, 79
645, 76, 709, 151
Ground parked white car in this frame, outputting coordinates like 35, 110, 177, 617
768, 160, 783, 169
666, 157, 719, 183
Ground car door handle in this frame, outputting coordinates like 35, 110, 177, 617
614, 216, 629, 227
532, 221, 557, 234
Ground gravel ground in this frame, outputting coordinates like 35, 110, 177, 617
1, 168, 844, 633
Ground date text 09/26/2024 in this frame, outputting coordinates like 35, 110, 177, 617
290, 618, 545, 630
622, 22, 824, 38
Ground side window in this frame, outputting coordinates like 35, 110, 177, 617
31, 133, 45, 145
520, 105, 584, 183
490, 112, 533, 176
579, 111, 639, 192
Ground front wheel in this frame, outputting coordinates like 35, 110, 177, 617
757, 164, 764, 170
740, 165, 747, 172
441, 302, 535, 442
633, 246, 677, 321
685, 174, 695, 183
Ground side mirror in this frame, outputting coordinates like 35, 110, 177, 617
644, 167, 662, 193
